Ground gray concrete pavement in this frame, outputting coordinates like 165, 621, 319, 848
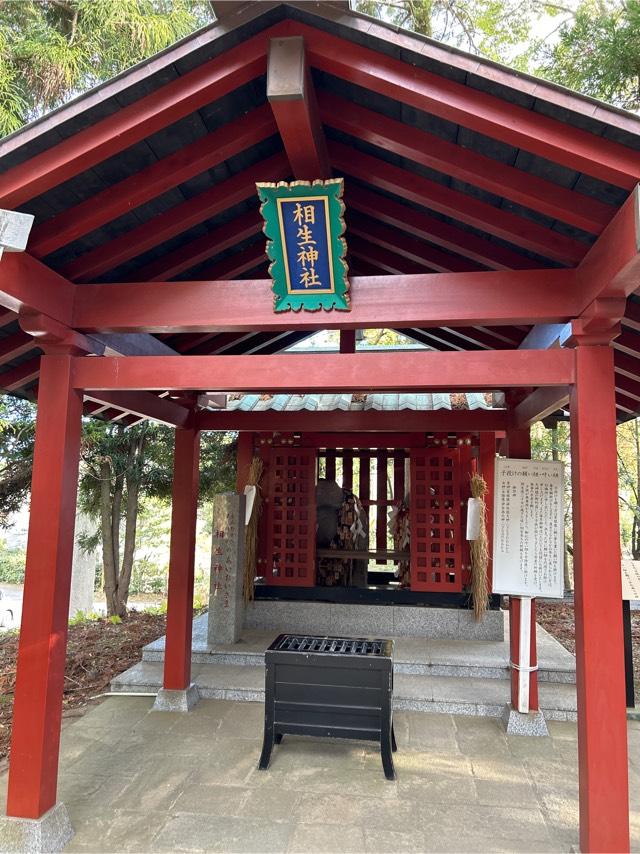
0, 696, 637, 853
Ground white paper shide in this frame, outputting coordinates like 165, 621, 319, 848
492, 458, 564, 598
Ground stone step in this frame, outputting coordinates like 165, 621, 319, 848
111, 660, 577, 721
141, 617, 577, 685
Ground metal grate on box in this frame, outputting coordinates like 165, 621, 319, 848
273, 634, 386, 656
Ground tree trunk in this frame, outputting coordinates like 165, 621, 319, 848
115, 433, 146, 617
551, 426, 574, 592
100, 461, 119, 617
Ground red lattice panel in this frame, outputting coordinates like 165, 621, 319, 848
265, 449, 317, 586
410, 449, 462, 592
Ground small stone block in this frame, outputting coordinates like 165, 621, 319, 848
152, 683, 200, 712
502, 705, 549, 737
0, 802, 74, 852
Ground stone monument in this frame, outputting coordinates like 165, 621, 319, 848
208, 493, 246, 646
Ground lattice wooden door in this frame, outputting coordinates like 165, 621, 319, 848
410, 449, 463, 592
265, 448, 317, 587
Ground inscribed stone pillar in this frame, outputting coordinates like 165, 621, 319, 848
208, 493, 246, 646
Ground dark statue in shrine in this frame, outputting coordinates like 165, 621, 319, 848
316, 479, 369, 587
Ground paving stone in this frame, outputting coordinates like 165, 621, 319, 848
287, 822, 365, 853
171, 784, 249, 816
1, 696, 637, 853
154, 814, 293, 852
363, 827, 426, 852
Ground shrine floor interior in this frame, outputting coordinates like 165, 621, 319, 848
3, 696, 636, 853
112, 615, 579, 721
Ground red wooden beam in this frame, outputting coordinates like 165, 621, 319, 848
510, 386, 570, 429
72, 269, 583, 334
290, 433, 426, 448
6, 356, 83, 819
319, 92, 615, 235
0, 310, 16, 327
29, 106, 276, 258
0, 332, 37, 365
331, 141, 587, 265
349, 237, 432, 275
134, 210, 262, 281
0, 32, 270, 208
0, 357, 41, 392
62, 154, 289, 281
83, 391, 190, 427
348, 213, 482, 273
267, 37, 330, 179
613, 350, 640, 381
194, 241, 267, 281
347, 185, 543, 271
570, 345, 630, 851
72, 349, 575, 393
622, 298, 640, 332
0, 253, 74, 323
614, 372, 640, 401
300, 22, 640, 189
577, 185, 640, 305
202, 409, 503, 433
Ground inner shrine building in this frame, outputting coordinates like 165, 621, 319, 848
0, 1, 638, 851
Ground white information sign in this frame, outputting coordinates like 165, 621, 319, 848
492, 458, 564, 598
621, 560, 640, 601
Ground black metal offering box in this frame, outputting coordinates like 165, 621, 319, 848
258, 633, 397, 779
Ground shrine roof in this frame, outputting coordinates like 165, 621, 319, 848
218, 392, 504, 413
0, 1, 640, 422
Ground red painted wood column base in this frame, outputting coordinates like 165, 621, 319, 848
7, 356, 83, 819
506, 427, 539, 711
571, 345, 629, 852
163, 427, 201, 691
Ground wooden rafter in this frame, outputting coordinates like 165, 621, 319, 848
134, 210, 262, 281
300, 21, 640, 188
347, 213, 482, 273
331, 140, 587, 265
29, 106, 276, 258
0, 32, 270, 208
347, 186, 543, 271
267, 36, 330, 179
319, 92, 615, 235
61, 153, 289, 281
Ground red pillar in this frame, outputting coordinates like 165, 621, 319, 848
506, 427, 539, 712
7, 355, 83, 819
571, 345, 629, 852
163, 427, 200, 691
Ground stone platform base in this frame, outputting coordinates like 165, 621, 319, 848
245, 601, 505, 641
153, 683, 200, 712
0, 802, 74, 852
503, 706, 549, 737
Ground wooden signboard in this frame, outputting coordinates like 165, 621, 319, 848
492, 458, 564, 598
621, 560, 640, 601
256, 178, 350, 312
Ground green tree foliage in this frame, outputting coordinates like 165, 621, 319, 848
0, 396, 36, 526
0, 0, 213, 136
0, 394, 235, 615
353, 0, 561, 68
539, 0, 640, 111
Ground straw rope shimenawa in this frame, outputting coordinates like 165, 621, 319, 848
469, 471, 490, 621
243, 455, 264, 604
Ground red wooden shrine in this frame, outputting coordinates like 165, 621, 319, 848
0, 1, 637, 850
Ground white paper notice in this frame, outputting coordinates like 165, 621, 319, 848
492, 458, 564, 598
621, 560, 640, 601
